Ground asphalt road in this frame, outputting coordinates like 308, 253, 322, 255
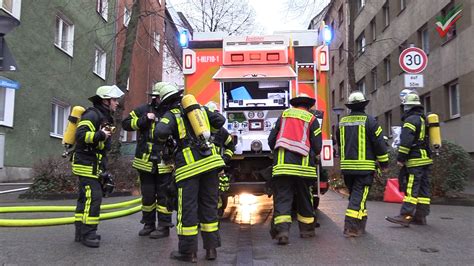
1, 191, 473, 265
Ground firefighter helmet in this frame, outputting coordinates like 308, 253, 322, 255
345, 91, 369, 109
205, 101, 219, 112
402, 93, 421, 106
149, 83, 162, 96
155, 82, 182, 103
88, 85, 124, 102
290, 93, 316, 107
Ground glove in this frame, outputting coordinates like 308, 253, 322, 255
218, 173, 230, 192
222, 154, 232, 165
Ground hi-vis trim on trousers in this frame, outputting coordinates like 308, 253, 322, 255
84, 185, 99, 225
345, 185, 370, 220
274, 215, 292, 224
174, 154, 225, 182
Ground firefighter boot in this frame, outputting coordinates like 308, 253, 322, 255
385, 215, 412, 227
81, 234, 100, 248
299, 222, 316, 238
276, 231, 289, 245
343, 219, 361, 238
170, 251, 197, 263
358, 216, 367, 235
138, 223, 156, 236
74, 221, 82, 242
206, 248, 217, 260
412, 213, 427, 225
149, 226, 170, 239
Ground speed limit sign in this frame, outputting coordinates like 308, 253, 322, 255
399, 47, 428, 74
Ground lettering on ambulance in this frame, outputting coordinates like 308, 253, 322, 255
186, 49, 222, 105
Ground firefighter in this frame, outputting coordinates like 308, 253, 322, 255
154, 83, 226, 263
122, 83, 174, 238
386, 93, 433, 226
73, 85, 124, 248
336, 91, 389, 237
268, 93, 322, 245
205, 101, 235, 216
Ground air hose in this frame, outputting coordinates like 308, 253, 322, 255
0, 198, 142, 227
0, 198, 141, 213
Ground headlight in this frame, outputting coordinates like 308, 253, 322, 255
247, 111, 255, 119
251, 140, 262, 152
257, 111, 264, 118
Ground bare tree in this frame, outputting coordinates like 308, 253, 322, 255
180, 0, 257, 35
346, 0, 356, 91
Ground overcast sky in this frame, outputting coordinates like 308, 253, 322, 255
169, 0, 329, 35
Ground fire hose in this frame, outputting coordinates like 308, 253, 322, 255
0, 198, 142, 227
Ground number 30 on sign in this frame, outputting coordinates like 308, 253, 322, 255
399, 47, 428, 74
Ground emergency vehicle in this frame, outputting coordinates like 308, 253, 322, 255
182, 30, 334, 210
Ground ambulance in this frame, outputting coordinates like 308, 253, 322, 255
182, 30, 334, 210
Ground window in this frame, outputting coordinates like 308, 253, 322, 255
123, 6, 131, 27
331, 90, 335, 108
356, 32, 366, 56
383, 2, 390, 27
0, 0, 21, 19
371, 68, 377, 91
0, 87, 15, 127
448, 82, 460, 118
331, 56, 335, 74
357, 0, 365, 10
422, 94, 431, 113
54, 14, 75, 56
356, 78, 366, 95
338, 43, 344, 64
96, 0, 108, 21
50, 100, 70, 138
400, 0, 406, 11
339, 81, 345, 100
94, 47, 106, 79
370, 19, 376, 41
338, 5, 343, 25
419, 26, 430, 54
385, 111, 392, 137
384, 56, 391, 82
154, 32, 161, 53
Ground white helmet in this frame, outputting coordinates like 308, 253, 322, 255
88, 85, 124, 102
345, 91, 369, 109
205, 101, 219, 112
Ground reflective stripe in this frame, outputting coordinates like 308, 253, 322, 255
313, 127, 321, 136
78, 120, 96, 132
399, 146, 410, 154
375, 126, 383, 137
345, 209, 360, 219
420, 117, 426, 140
340, 159, 376, 171
83, 185, 99, 225
360, 186, 370, 216
224, 135, 232, 145
142, 203, 156, 212
72, 163, 98, 178
272, 164, 317, 178
85, 132, 95, 143
75, 213, 83, 222
158, 163, 174, 174
96, 141, 105, 150
340, 126, 345, 160
403, 122, 416, 132
297, 214, 314, 224
182, 147, 195, 165
340, 115, 367, 123
224, 149, 234, 157
406, 158, 433, 167
132, 157, 153, 172
417, 197, 431, 205
403, 174, 418, 204
174, 154, 225, 182
376, 154, 389, 162
282, 108, 313, 122
358, 125, 366, 161
302, 155, 309, 166
160, 117, 170, 124
177, 187, 183, 234
130, 110, 140, 130
180, 225, 198, 236
200, 221, 219, 232
278, 148, 285, 165
274, 215, 292, 224
157, 204, 172, 214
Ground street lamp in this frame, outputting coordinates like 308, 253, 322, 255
332, 107, 345, 124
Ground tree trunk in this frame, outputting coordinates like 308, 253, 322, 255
346, 0, 357, 92
110, 0, 141, 156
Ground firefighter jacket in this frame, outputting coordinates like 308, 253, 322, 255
268, 107, 322, 179
155, 103, 226, 183
122, 103, 173, 174
211, 127, 235, 162
72, 104, 112, 179
397, 106, 433, 168
336, 111, 389, 175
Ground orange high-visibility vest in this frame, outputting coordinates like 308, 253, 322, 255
275, 108, 315, 156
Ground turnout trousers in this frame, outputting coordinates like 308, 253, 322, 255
272, 175, 315, 235
75, 176, 102, 237
176, 170, 221, 254
400, 165, 431, 218
139, 171, 173, 227
343, 174, 373, 231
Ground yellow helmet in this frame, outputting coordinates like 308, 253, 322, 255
402, 93, 421, 106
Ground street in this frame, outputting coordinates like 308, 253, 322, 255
1, 191, 473, 265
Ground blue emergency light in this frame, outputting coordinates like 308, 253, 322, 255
179, 30, 189, 47
322, 25, 332, 44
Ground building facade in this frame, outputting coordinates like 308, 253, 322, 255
312, 0, 474, 154
0, 0, 116, 181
